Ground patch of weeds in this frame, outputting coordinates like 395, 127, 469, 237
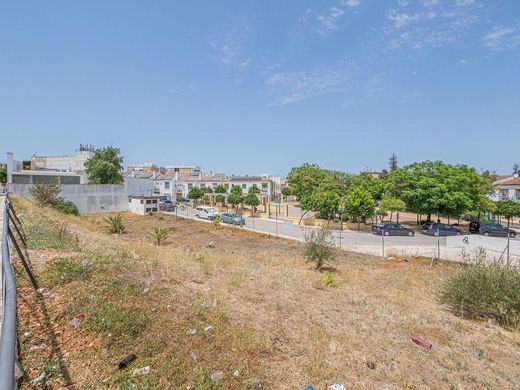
193, 252, 213, 275
314, 271, 338, 289
23, 216, 78, 250
44, 257, 94, 286
84, 302, 148, 339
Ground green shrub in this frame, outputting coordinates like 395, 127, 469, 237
150, 227, 169, 245
212, 215, 221, 227
54, 199, 79, 215
304, 228, 337, 270
23, 217, 78, 250
439, 248, 520, 328
103, 213, 125, 234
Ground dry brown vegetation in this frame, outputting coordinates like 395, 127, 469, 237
12, 197, 520, 389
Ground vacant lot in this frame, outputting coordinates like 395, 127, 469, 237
13, 198, 520, 389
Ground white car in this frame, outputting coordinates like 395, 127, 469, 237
194, 206, 219, 220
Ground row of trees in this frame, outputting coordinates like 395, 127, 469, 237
286, 161, 510, 227
187, 184, 261, 214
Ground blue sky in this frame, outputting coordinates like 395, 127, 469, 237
1, 0, 519, 176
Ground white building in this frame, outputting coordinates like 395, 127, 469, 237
31, 147, 94, 173
128, 195, 160, 215
491, 175, 520, 202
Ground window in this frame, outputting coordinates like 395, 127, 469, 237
188, 184, 193, 189
152, 208, 157, 212
146, 199, 152, 204
242, 184, 247, 189
164, 182, 170, 189
152, 200, 157, 204
140, 199, 144, 204
262, 183, 268, 192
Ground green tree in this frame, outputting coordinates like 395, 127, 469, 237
215, 194, 225, 204
228, 185, 243, 211
379, 196, 406, 222
0, 167, 6, 183
345, 187, 375, 230
201, 187, 213, 194
244, 193, 260, 216
303, 228, 337, 270
496, 200, 520, 231
287, 163, 331, 199
85, 146, 124, 184
387, 161, 493, 222
281, 186, 292, 201
202, 194, 210, 204
30, 179, 62, 207
187, 187, 203, 204
248, 185, 260, 195
214, 184, 227, 194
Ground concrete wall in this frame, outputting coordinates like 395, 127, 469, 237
9, 178, 154, 214
446, 234, 520, 257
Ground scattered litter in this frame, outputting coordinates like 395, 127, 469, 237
190, 351, 197, 362
70, 313, 86, 327
329, 384, 346, 390
118, 354, 137, 369
166, 304, 171, 309
80, 260, 90, 267
37, 288, 47, 295
187, 328, 197, 335
29, 372, 46, 384
387, 257, 395, 260
233, 370, 240, 378
244, 377, 263, 389
211, 370, 223, 381
132, 366, 150, 377
23, 332, 32, 339
367, 361, 376, 369
151, 308, 157, 312
204, 325, 213, 332
201, 301, 210, 309
142, 287, 150, 294
206, 241, 215, 248
474, 350, 484, 359
305, 386, 315, 390
29, 344, 47, 352
412, 336, 432, 349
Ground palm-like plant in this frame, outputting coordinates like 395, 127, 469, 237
103, 213, 125, 234
150, 227, 169, 245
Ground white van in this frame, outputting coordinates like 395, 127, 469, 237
194, 206, 219, 220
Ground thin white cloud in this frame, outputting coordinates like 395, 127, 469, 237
482, 26, 520, 50
316, 6, 345, 33
387, 9, 422, 28
264, 63, 358, 105
210, 38, 251, 74
345, 0, 362, 7
455, 0, 474, 6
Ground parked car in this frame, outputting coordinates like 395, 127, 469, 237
422, 223, 462, 236
469, 221, 517, 237
176, 196, 189, 203
371, 222, 415, 236
194, 206, 219, 220
220, 212, 245, 226
159, 200, 175, 212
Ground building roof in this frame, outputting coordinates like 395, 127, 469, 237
123, 171, 154, 179
493, 175, 520, 186
228, 175, 268, 182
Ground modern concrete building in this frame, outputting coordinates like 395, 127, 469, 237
31, 145, 94, 173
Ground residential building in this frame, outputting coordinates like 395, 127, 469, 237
228, 175, 274, 205
491, 175, 520, 202
31, 145, 94, 174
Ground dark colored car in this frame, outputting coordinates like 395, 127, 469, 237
159, 200, 175, 212
371, 222, 415, 236
220, 213, 245, 226
469, 221, 517, 237
422, 223, 462, 236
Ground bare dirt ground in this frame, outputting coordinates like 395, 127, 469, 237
12, 199, 520, 389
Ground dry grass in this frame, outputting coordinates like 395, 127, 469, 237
12, 197, 520, 389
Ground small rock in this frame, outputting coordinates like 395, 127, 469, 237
23, 332, 32, 339
201, 301, 210, 309
233, 370, 240, 378
211, 370, 224, 381
143, 287, 150, 294
204, 325, 213, 332
187, 328, 197, 335
37, 288, 47, 295
206, 241, 215, 248
244, 377, 263, 389
29, 372, 46, 384
329, 385, 346, 390
190, 352, 197, 362
474, 350, 484, 359
29, 344, 47, 352
387, 256, 395, 261
132, 366, 151, 377
367, 361, 376, 369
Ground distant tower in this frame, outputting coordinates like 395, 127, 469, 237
389, 153, 398, 172
513, 163, 519, 175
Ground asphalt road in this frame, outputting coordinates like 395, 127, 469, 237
168, 206, 444, 249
